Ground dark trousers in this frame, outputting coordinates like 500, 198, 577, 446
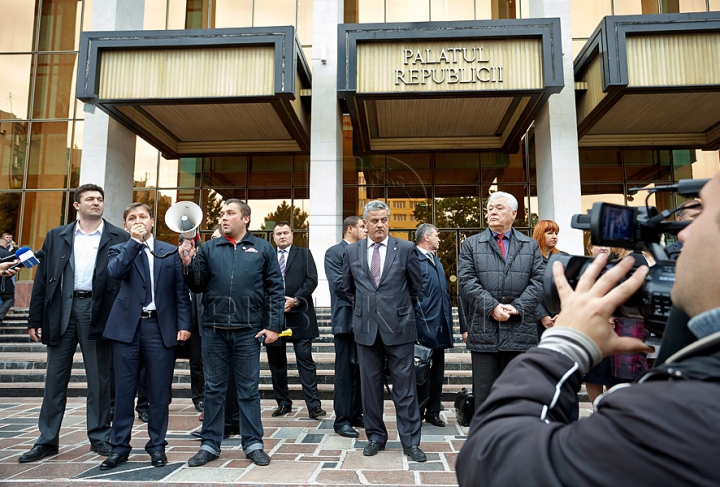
111, 317, 176, 455
188, 327, 205, 406
0, 292, 14, 321
471, 350, 522, 411
417, 348, 445, 418
333, 333, 363, 428
225, 369, 239, 433
266, 338, 321, 409
357, 335, 422, 448
37, 297, 113, 447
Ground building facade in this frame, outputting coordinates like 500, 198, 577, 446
1, 0, 719, 306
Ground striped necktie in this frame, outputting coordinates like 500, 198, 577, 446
278, 249, 286, 280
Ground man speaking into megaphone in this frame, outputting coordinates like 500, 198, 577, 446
99, 202, 192, 470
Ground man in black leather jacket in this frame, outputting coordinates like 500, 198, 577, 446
456, 172, 720, 487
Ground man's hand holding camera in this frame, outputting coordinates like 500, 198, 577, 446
552, 252, 654, 357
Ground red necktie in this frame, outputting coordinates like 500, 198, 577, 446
497, 234, 506, 261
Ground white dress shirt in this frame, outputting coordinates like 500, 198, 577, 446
73, 221, 104, 291
366, 236, 389, 273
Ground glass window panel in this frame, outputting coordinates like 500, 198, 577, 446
203, 156, 247, 188
627, 185, 675, 214
492, 0, 517, 19
215, 0, 253, 27
430, 0, 475, 20
359, 0, 385, 22
21, 191, 69, 279
248, 155, 292, 186
711, 0, 720, 11
167, 0, 187, 29
570, 0, 611, 39
387, 153, 431, 186
254, 0, 296, 26
481, 185, 527, 225
581, 184, 625, 222
69, 120, 82, 187
387, 0, 430, 21
480, 151, 525, 183
185, 0, 213, 29
134, 137, 159, 188
0, 191, 21, 246
435, 230, 458, 300
32, 53, 77, 119
143, 188, 201, 244
292, 198, 310, 228
297, 0, 313, 46
159, 157, 201, 187
0, 0, 36, 52
679, 149, 719, 180
37, 0, 82, 52
390, 230, 412, 241
294, 155, 309, 186
354, 155, 385, 185
660, 0, 680, 13
434, 186, 483, 228
249, 195, 293, 231
26, 121, 71, 189
579, 149, 623, 182
671, 149, 696, 180
476, 0, 492, 19
613, 0, 642, 14
388, 185, 429, 230
518, 0, 530, 18
624, 149, 672, 182
0, 55, 33, 120
294, 186, 309, 199
435, 153, 479, 185
201, 188, 227, 231
144, 0, 168, 30
0, 120, 27, 190
679, 0, 708, 11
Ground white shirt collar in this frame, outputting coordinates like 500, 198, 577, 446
367, 236, 389, 248
75, 220, 104, 236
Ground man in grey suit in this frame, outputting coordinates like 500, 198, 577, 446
324, 216, 366, 438
342, 201, 426, 462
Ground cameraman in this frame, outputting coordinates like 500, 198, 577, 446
456, 171, 720, 486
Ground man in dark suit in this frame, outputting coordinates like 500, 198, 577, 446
324, 216, 367, 438
99, 202, 192, 470
20, 184, 129, 462
266, 222, 325, 419
413, 224, 454, 427
342, 200, 426, 462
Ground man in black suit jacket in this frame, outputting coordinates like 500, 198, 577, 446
266, 222, 326, 419
342, 201, 427, 462
20, 184, 129, 463
324, 216, 366, 438
99, 203, 192, 470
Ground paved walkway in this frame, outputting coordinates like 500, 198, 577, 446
0, 397, 594, 486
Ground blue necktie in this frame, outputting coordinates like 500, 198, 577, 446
140, 250, 152, 306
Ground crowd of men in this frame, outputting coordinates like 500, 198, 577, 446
7, 177, 717, 484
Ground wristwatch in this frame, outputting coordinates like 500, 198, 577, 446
293, 297, 300, 307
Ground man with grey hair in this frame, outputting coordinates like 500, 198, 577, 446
413, 223, 454, 427
458, 191, 544, 410
342, 200, 426, 462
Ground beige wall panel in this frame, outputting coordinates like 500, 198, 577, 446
289, 72, 309, 134
576, 55, 606, 123
370, 135, 503, 150
116, 105, 178, 152
588, 92, 720, 134
142, 103, 292, 141
372, 97, 514, 137
627, 33, 720, 87
356, 39, 543, 93
177, 140, 300, 153
99, 46, 275, 99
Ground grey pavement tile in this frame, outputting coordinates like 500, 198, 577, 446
273, 426, 306, 438
421, 435, 449, 442
73, 461, 182, 480
167, 467, 245, 482
408, 461, 446, 471
0, 418, 37, 424
0, 431, 24, 437
322, 461, 337, 468
0, 404, 19, 409
302, 434, 325, 443
354, 440, 403, 450
318, 419, 335, 429
422, 452, 442, 461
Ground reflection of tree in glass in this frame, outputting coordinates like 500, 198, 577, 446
135, 190, 175, 245
204, 189, 223, 230
0, 193, 21, 239
261, 200, 309, 248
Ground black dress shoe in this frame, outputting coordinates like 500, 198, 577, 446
363, 440, 385, 456
188, 449, 218, 467
334, 424, 359, 438
18, 444, 58, 463
138, 411, 149, 423
403, 445, 427, 462
351, 419, 365, 429
150, 450, 167, 467
100, 452, 128, 470
308, 406, 327, 419
246, 449, 271, 466
195, 401, 205, 412
271, 405, 292, 417
90, 442, 113, 456
425, 415, 446, 427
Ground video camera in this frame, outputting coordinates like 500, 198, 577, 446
543, 179, 708, 336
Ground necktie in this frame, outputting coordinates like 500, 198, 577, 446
371, 242, 382, 286
427, 253, 436, 267
496, 234, 506, 261
279, 250, 286, 280
140, 249, 152, 305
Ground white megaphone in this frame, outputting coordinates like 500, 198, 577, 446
165, 201, 203, 239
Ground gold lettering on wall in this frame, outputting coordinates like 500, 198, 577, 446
357, 40, 543, 93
